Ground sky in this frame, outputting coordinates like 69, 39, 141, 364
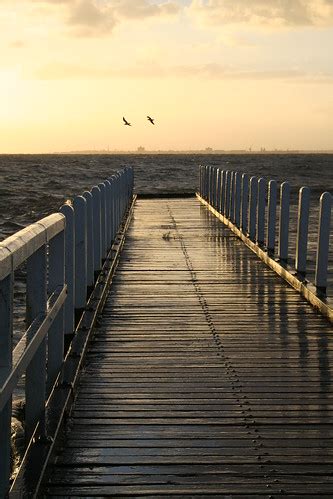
1, 0, 333, 153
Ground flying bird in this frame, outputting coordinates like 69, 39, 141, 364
123, 117, 131, 126
147, 116, 155, 125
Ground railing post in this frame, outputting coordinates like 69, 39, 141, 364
241, 173, 249, 233
73, 195, 87, 314
249, 176, 258, 241
25, 243, 47, 443
234, 172, 241, 228
216, 169, 221, 212
82, 191, 94, 288
91, 186, 102, 274
209, 166, 213, 206
119, 173, 124, 220
104, 180, 112, 250
109, 175, 118, 242
220, 170, 225, 216
220, 169, 224, 214
315, 192, 332, 293
198, 166, 201, 195
230, 171, 235, 222
207, 166, 211, 204
211, 167, 215, 207
267, 180, 277, 254
114, 173, 121, 231
214, 168, 218, 209
201, 166, 205, 199
60, 204, 75, 337
257, 178, 266, 246
278, 181, 290, 262
0, 270, 13, 498
211, 167, 215, 208
202, 166, 205, 198
295, 187, 310, 276
98, 182, 107, 259
47, 229, 65, 392
225, 171, 231, 218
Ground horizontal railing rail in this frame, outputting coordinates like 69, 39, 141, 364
0, 166, 134, 497
198, 165, 332, 313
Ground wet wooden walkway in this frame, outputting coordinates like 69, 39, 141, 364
44, 198, 333, 497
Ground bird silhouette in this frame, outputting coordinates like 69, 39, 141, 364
123, 117, 131, 126
147, 116, 155, 125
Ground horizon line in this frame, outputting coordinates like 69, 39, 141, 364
1, 149, 333, 155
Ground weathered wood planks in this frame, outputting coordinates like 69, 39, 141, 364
43, 198, 333, 497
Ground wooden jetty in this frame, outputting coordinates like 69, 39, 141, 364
0, 166, 332, 497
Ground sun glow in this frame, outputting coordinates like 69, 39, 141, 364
0, 1, 333, 152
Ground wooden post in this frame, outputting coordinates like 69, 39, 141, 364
257, 178, 266, 246
211, 167, 215, 207
25, 244, 47, 443
295, 186, 310, 276
209, 166, 213, 206
114, 173, 120, 231
109, 176, 117, 243
315, 192, 332, 293
234, 172, 241, 228
267, 180, 277, 254
241, 173, 249, 233
91, 186, 102, 273
278, 181, 290, 262
249, 176, 258, 241
199, 166, 202, 195
98, 182, 107, 258
221, 170, 226, 215
60, 204, 75, 337
216, 169, 221, 212
0, 268, 13, 498
207, 167, 211, 204
225, 171, 231, 218
104, 180, 112, 251
47, 230, 65, 392
202, 166, 207, 199
82, 191, 94, 287
230, 172, 235, 222
210, 167, 214, 207
215, 169, 220, 210
73, 196, 87, 311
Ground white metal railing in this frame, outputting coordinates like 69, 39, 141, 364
0, 166, 133, 497
199, 165, 332, 295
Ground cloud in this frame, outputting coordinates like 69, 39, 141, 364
33, 61, 333, 82
112, 0, 180, 19
67, 0, 116, 35
9, 40, 26, 48
188, 0, 333, 28
30, 0, 181, 36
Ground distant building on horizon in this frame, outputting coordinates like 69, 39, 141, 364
137, 146, 145, 153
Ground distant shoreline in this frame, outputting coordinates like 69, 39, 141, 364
1, 150, 333, 155
59, 150, 333, 155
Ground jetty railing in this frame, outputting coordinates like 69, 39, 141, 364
198, 165, 332, 317
0, 167, 134, 497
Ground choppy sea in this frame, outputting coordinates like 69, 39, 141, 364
0, 153, 332, 347
1, 153, 332, 239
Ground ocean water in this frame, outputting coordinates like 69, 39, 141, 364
0, 153, 332, 346
0, 153, 332, 240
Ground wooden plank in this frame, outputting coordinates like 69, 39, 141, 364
43, 198, 333, 497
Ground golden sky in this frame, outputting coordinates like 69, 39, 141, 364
1, 0, 333, 152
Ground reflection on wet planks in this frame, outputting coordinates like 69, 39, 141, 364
44, 198, 333, 497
